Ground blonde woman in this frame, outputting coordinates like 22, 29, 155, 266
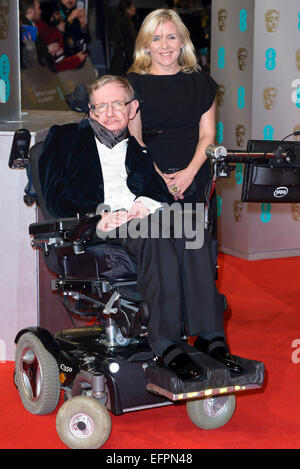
128, 8, 217, 204
128, 10, 242, 373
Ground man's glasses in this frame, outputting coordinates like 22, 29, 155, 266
90, 100, 132, 114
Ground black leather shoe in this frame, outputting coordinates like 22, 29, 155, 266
158, 345, 202, 381
194, 336, 243, 373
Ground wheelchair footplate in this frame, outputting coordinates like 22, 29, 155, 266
145, 342, 265, 401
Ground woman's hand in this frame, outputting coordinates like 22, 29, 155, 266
162, 167, 196, 200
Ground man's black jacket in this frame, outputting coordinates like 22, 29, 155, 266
39, 118, 174, 218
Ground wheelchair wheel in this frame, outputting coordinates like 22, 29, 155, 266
56, 395, 112, 449
15, 332, 60, 415
186, 394, 236, 430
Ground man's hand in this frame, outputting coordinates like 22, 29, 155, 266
97, 202, 150, 233
127, 201, 150, 220
97, 211, 129, 232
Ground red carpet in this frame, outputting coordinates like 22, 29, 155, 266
1, 253, 300, 449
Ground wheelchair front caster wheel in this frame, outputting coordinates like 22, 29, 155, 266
56, 396, 112, 449
186, 394, 236, 430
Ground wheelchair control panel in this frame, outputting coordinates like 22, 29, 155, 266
68, 213, 101, 243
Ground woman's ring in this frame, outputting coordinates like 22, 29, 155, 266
171, 186, 179, 193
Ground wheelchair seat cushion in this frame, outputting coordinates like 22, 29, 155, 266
44, 241, 137, 280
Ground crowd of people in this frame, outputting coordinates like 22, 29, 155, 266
20, 0, 90, 72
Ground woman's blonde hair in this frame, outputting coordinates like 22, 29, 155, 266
128, 9, 200, 75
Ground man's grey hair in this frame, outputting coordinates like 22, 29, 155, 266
88, 75, 135, 102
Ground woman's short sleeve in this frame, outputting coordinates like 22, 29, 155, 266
198, 71, 219, 115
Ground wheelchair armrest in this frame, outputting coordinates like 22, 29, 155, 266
29, 214, 102, 256
29, 214, 101, 242
29, 217, 79, 237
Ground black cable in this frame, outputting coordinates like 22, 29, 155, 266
280, 131, 300, 142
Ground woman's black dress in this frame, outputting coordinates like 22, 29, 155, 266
128, 70, 218, 203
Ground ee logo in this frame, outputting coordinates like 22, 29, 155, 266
296, 87, 300, 109
265, 48, 276, 70
239, 9, 247, 32
0, 54, 10, 103
291, 80, 300, 109
217, 47, 225, 69
216, 121, 224, 143
237, 86, 245, 109
263, 125, 274, 141
260, 203, 272, 223
235, 163, 243, 185
216, 195, 222, 217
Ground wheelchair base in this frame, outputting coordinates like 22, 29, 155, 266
52, 329, 264, 413
14, 326, 265, 449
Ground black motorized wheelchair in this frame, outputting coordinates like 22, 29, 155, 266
13, 137, 269, 450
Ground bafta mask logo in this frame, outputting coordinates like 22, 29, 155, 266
216, 84, 225, 106
293, 124, 300, 141
291, 203, 300, 221
234, 200, 243, 222
236, 124, 246, 147
218, 9, 228, 31
263, 87, 278, 110
0, 0, 10, 40
265, 9, 280, 32
237, 48, 247, 71
296, 49, 300, 71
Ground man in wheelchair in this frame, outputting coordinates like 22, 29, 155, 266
38, 74, 242, 381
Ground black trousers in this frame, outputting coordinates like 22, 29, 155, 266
122, 212, 225, 356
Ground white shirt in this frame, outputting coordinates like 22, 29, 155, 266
95, 138, 162, 214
